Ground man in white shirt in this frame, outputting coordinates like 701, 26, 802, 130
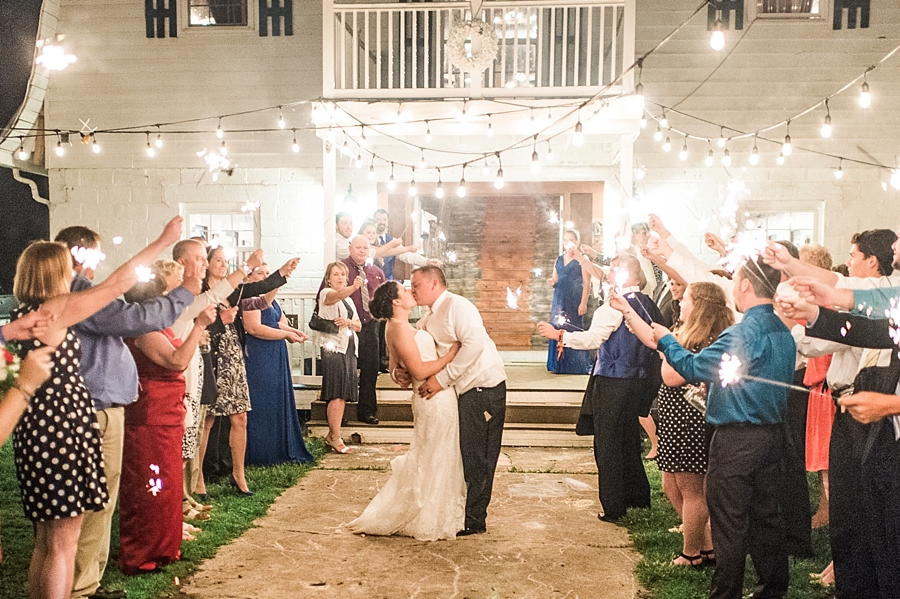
335, 212, 354, 260
399, 266, 507, 536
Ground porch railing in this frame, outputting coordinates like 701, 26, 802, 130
277, 291, 322, 385
326, 0, 634, 98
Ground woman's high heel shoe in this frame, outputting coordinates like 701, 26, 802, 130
228, 474, 254, 497
325, 435, 352, 454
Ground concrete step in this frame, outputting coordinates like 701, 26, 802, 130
306, 421, 592, 447
311, 398, 581, 424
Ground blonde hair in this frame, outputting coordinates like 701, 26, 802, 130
614, 253, 647, 290
14, 241, 72, 305
153, 259, 184, 281
676, 282, 734, 350
324, 261, 349, 287
799, 243, 833, 270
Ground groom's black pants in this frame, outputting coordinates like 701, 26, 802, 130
458, 381, 507, 531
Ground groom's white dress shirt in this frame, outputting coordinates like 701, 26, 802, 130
418, 290, 506, 395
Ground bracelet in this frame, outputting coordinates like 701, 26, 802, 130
557, 328, 565, 344
12, 382, 35, 401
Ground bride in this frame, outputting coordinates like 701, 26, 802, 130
347, 281, 467, 541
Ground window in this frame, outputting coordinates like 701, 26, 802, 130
189, 0, 248, 26
757, 0, 820, 15
186, 210, 257, 269
748, 211, 816, 246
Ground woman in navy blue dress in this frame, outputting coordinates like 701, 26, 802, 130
547, 230, 592, 374
243, 264, 314, 466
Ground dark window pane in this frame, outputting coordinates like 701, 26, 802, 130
757, 0, 819, 14
189, 0, 248, 26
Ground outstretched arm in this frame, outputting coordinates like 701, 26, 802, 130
387, 322, 460, 381
763, 241, 837, 286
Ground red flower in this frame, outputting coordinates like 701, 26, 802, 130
3, 349, 14, 365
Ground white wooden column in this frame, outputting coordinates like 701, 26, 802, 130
323, 143, 336, 264
605, 133, 634, 246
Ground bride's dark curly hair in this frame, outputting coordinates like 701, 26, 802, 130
370, 281, 401, 319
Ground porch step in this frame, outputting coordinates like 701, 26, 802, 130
310, 398, 580, 425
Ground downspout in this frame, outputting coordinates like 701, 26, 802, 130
11, 168, 50, 205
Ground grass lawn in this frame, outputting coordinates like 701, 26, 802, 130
0, 438, 324, 599
622, 460, 835, 599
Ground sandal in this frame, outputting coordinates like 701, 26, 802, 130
183, 508, 211, 522
673, 553, 704, 568
325, 436, 353, 454
700, 550, 716, 567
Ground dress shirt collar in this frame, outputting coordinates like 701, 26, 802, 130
429, 289, 451, 314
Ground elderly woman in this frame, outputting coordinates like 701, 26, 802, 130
316, 262, 362, 453
9, 217, 182, 599
118, 273, 216, 574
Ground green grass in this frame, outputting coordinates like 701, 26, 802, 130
0, 438, 324, 599
622, 461, 834, 599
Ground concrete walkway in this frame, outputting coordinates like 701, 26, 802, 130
182, 446, 643, 599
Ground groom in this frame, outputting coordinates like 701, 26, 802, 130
395, 266, 508, 536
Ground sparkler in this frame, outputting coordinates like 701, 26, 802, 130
135, 265, 156, 283
446, 250, 457, 263
552, 311, 585, 331
70, 246, 106, 270
506, 286, 522, 310
112, 236, 123, 245
718, 353, 809, 393
548, 211, 560, 224
241, 200, 260, 213
532, 267, 542, 278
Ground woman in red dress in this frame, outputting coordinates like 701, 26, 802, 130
118, 273, 216, 574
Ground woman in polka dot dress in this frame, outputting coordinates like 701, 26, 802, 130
610, 282, 733, 569
9, 217, 183, 599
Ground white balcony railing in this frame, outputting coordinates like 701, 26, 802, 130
276, 291, 322, 385
326, 0, 634, 98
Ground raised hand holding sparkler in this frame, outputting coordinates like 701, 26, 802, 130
718, 352, 809, 393
788, 276, 854, 310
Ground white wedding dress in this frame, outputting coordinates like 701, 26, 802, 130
347, 329, 467, 541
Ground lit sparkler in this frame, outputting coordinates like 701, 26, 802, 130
241, 200, 260, 213
506, 286, 522, 310
323, 341, 336, 352
548, 211, 560, 224
532, 267, 542, 277
718, 353, 809, 392
720, 231, 767, 275
446, 250, 457, 263
35, 36, 77, 71
112, 236, 123, 245
135, 265, 156, 283
70, 246, 106, 270
551, 310, 585, 331
196, 148, 232, 181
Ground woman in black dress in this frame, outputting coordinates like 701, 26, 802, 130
10, 218, 182, 599
611, 281, 733, 568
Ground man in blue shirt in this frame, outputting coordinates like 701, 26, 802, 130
652, 256, 794, 599
55, 227, 195, 599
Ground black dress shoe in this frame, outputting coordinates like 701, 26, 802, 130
598, 512, 624, 523
457, 527, 486, 537
89, 587, 126, 599
228, 474, 254, 496
360, 415, 379, 425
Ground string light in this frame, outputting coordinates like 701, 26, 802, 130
425, 120, 432, 142
91, 133, 100, 154
419, 150, 426, 169
146, 132, 156, 157
278, 106, 286, 129
679, 137, 688, 161
659, 111, 668, 129
710, 18, 725, 51
572, 117, 583, 147
435, 169, 445, 198
776, 152, 785, 166
388, 162, 396, 190
859, 75, 871, 108
219, 139, 228, 156
460, 100, 468, 120
531, 135, 541, 173
457, 164, 467, 198
640, 115, 647, 129
662, 136, 671, 152
717, 127, 727, 148
705, 148, 714, 167
368, 157, 375, 180
355, 153, 362, 168
634, 164, 646, 180
487, 115, 494, 137
359, 125, 367, 147
820, 100, 832, 138
494, 166, 504, 189
781, 121, 792, 156
408, 168, 417, 197
17, 139, 29, 160
546, 141, 554, 162
634, 59, 644, 108
834, 159, 843, 180
216, 118, 224, 139
721, 147, 731, 167
155, 126, 163, 148
749, 136, 759, 165
396, 102, 403, 118
653, 124, 663, 142
55, 132, 65, 157
291, 129, 300, 152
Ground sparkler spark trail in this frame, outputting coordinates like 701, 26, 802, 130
552, 311, 585, 331
71, 246, 106, 270
718, 353, 809, 393
506, 286, 522, 310
135, 265, 156, 283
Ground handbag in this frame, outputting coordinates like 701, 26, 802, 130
682, 382, 708, 416
309, 292, 339, 335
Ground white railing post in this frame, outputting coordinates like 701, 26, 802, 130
622, 0, 636, 92
323, 0, 335, 97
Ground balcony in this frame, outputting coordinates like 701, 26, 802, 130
324, 0, 635, 99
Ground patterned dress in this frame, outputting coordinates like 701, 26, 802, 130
208, 322, 251, 417
11, 305, 108, 521
656, 384, 710, 474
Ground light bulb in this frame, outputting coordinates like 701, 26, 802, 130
341, 140, 349, 155
572, 121, 583, 146
408, 179, 417, 197
776, 153, 785, 166
635, 82, 644, 106
717, 137, 726, 149
547, 144, 554, 162
531, 149, 541, 173
155, 133, 163, 148
749, 145, 759, 165
92, 137, 100, 153
435, 179, 445, 199
487, 121, 494, 137
457, 178, 466, 198
834, 164, 843, 179
56, 139, 64, 157
821, 114, 832, 138
278, 109, 286, 129
292, 135, 300, 153
494, 167, 505, 189
146, 142, 155, 158
662, 136, 671, 152
355, 154, 362, 168
721, 149, 731, 167
659, 113, 668, 129
640, 116, 647, 129
653, 125, 663, 142
782, 134, 792, 156
891, 169, 900, 191
359, 127, 367, 147
216, 119, 224, 139
704, 149, 714, 167
419, 151, 426, 169
634, 165, 646, 180
859, 81, 871, 108
388, 173, 396, 190
710, 20, 725, 51
219, 140, 228, 156
368, 164, 375, 180
679, 142, 688, 161
425, 121, 432, 142
18, 143, 29, 160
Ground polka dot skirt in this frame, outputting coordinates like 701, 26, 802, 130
656, 384, 710, 475
11, 307, 108, 522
